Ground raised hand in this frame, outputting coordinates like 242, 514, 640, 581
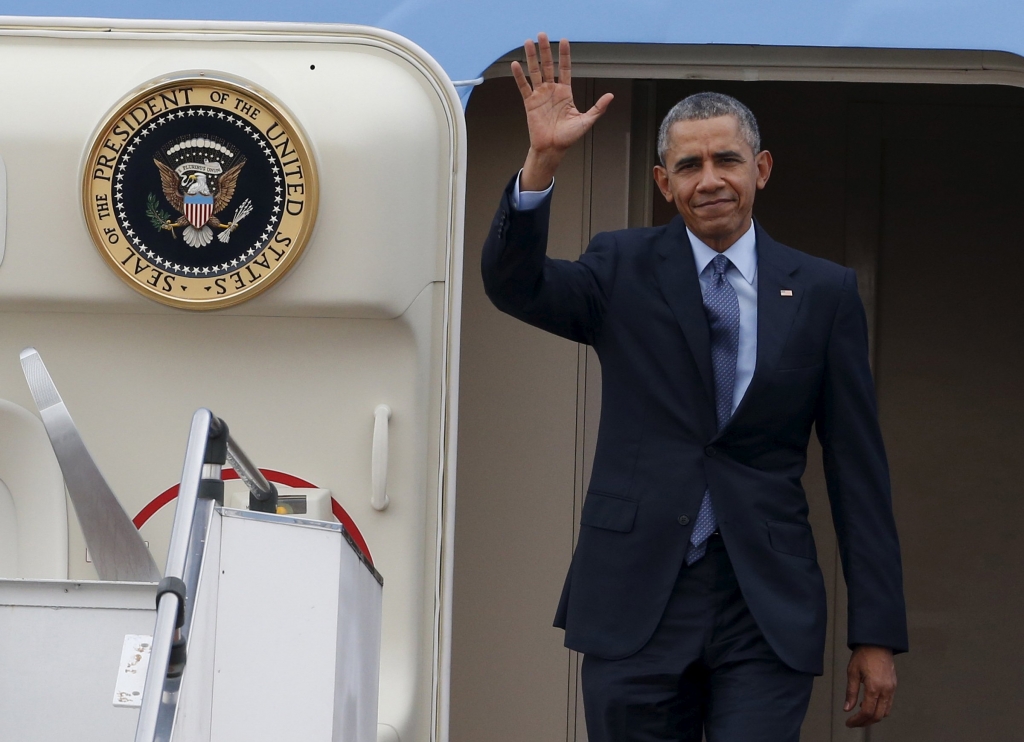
511, 33, 614, 191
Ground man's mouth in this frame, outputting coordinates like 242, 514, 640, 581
694, 198, 733, 209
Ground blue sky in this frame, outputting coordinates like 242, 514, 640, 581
2, 0, 1019, 83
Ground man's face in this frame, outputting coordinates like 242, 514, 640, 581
653, 115, 772, 252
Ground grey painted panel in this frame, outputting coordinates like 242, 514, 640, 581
0, 153, 5, 268
0, 580, 156, 740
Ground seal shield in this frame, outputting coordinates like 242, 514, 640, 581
83, 74, 319, 309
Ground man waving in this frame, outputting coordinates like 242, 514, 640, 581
481, 33, 908, 741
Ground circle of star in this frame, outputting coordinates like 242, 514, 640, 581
113, 107, 284, 278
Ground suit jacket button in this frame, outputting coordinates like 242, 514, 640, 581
678, 515, 690, 526
705, 446, 717, 457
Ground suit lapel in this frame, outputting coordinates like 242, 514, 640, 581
724, 222, 803, 430
655, 217, 716, 412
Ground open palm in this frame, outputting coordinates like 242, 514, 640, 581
512, 34, 613, 189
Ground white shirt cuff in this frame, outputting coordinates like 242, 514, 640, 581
512, 170, 554, 210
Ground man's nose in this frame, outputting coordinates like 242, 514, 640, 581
695, 163, 725, 191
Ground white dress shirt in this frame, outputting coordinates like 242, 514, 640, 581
512, 171, 554, 210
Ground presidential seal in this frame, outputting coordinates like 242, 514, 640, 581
83, 74, 318, 309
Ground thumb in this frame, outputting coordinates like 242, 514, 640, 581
844, 669, 861, 712
583, 93, 615, 124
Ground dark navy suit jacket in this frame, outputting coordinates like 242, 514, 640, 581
481, 177, 908, 675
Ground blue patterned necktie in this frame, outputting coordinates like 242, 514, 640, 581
687, 254, 740, 565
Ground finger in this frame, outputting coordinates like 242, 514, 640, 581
845, 693, 878, 729
845, 709, 872, 728
558, 38, 571, 85
583, 93, 615, 124
844, 672, 860, 712
848, 697, 889, 727
510, 61, 533, 100
524, 39, 542, 89
876, 684, 895, 719
859, 687, 881, 722
538, 32, 555, 84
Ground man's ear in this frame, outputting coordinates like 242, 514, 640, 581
755, 150, 773, 190
653, 165, 674, 202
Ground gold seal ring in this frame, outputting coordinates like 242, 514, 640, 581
82, 73, 318, 310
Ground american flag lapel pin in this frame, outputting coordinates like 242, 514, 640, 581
780, 289, 794, 297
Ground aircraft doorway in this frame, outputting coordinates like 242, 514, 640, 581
454, 71, 1024, 741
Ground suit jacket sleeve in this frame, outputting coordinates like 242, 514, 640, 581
816, 268, 909, 654
481, 175, 614, 345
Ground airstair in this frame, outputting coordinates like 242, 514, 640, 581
0, 350, 382, 741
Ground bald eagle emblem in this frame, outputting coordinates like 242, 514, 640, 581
148, 135, 252, 248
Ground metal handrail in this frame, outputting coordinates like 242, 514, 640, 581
219, 420, 278, 512
135, 408, 215, 742
135, 410, 277, 742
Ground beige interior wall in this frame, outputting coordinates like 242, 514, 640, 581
451, 75, 633, 742
453, 75, 1024, 742
451, 76, 587, 742
871, 102, 1024, 741
452, 75, 842, 742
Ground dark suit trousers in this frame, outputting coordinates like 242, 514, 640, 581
581, 535, 814, 742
